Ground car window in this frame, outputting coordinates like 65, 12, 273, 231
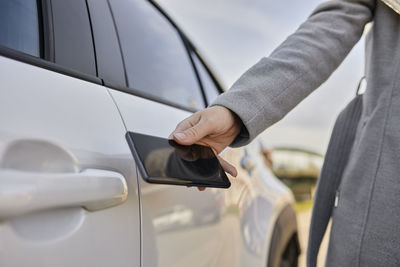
0, 0, 41, 57
51, 0, 97, 76
192, 53, 220, 105
109, 0, 205, 110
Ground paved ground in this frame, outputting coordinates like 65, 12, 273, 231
297, 209, 330, 267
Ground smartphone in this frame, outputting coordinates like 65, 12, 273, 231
126, 132, 231, 189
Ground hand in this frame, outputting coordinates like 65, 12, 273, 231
169, 106, 242, 191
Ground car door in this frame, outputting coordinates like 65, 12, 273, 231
191, 50, 282, 266
0, 1, 140, 266
88, 0, 260, 266
105, 1, 229, 265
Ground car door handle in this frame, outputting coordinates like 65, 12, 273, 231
0, 169, 128, 219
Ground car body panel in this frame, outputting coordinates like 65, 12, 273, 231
109, 89, 294, 267
0, 0, 298, 265
0, 56, 140, 267
110, 89, 245, 267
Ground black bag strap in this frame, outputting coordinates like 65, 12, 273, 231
306, 78, 365, 267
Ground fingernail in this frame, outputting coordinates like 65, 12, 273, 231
174, 132, 186, 140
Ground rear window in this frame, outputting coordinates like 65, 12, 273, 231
0, 0, 41, 57
109, 0, 205, 110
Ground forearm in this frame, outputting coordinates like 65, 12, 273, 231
212, 0, 376, 146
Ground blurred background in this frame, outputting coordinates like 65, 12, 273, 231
155, 0, 365, 266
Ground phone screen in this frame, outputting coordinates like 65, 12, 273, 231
126, 132, 231, 188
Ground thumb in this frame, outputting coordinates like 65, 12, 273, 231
173, 118, 211, 145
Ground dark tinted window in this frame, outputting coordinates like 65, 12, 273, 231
109, 0, 204, 110
0, 0, 40, 57
192, 53, 220, 105
52, 0, 97, 76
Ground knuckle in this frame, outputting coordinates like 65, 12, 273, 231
176, 116, 194, 131
185, 127, 198, 137
200, 114, 217, 130
175, 121, 186, 130
201, 116, 212, 127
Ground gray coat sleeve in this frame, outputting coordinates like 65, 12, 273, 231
212, 0, 376, 146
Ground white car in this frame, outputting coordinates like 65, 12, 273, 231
0, 0, 299, 266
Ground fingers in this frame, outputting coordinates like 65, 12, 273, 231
174, 123, 210, 145
185, 155, 235, 192
169, 114, 200, 138
217, 155, 237, 177
170, 112, 213, 146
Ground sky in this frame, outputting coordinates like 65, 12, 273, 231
156, 0, 366, 154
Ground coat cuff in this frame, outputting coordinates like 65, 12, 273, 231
211, 92, 266, 147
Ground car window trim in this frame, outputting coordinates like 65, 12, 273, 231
104, 79, 198, 113
188, 46, 225, 105
37, 0, 45, 58
86, 0, 126, 87
189, 47, 225, 95
0, 45, 102, 85
180, 34, 207, 107
84, 0, 99, 77
50, 0, 97, 76
39, 0, 55, 61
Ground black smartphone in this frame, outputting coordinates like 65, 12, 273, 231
126, 132, 231, 189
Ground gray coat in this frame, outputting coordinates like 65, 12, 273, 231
213, 0, 400, 266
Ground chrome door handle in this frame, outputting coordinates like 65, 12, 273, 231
0, 169, 128, 219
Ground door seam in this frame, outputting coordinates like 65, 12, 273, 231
106, 88, 143, 267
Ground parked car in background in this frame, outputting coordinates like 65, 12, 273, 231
0, 0, 299, 266
267, 147, 324, 201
